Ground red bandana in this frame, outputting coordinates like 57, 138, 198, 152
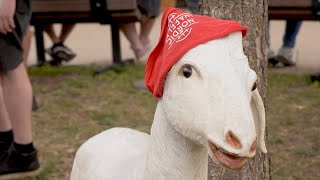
145, 8, 247, 98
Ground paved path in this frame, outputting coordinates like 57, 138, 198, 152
27, 19, 320, 74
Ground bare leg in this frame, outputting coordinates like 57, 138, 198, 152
44, 24, 60, 44
139, 18, 156, 46
0, 80, 11, 132
59, 24, 76, 43
120, 23, 148, 59
22, 27, 33, 67
2, 63, 33, 144
22, 27, 38, 110
44, 24, 76, 63
0, 26, 32, 137
120, 23, 144, 50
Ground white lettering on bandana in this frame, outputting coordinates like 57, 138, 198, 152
165, 12, 199, 49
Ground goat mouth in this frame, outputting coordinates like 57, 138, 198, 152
208, 140, 248, 169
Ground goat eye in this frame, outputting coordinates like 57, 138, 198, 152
251, 82, 257, 91
183, 66, 192, 78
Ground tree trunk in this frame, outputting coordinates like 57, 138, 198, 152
198, 0, 270, 179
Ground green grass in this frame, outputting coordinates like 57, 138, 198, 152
24, 64, 320, 179
267, 73, 320, 180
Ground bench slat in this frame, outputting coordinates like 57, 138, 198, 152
268, 0, 317, 20
32, 0, 137, 12
31, 10, 140, 24
268, 0, 312, 8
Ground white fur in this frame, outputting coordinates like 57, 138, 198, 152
70, 32, 267, 180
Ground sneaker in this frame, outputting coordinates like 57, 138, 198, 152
45, 48, 53, 57
267, 49, 279, 66
0, 141, 11, 162
0, 145, 40, 180
310, 73, 320, 82
50, 43, 76, 62
276, 47, 296, 66
0, 147, 9, 165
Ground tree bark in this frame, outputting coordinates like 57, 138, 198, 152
198, 0, 270, 179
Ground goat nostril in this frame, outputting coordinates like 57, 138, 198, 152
226, 131, 242, 149
250, 139, 257, 152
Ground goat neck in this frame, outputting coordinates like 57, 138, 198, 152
136, 103, 208, 180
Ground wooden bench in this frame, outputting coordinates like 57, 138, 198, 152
31, 0, 140, 74
268, 0, 320, 20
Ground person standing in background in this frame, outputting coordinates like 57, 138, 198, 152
120, 0, 161, 61
268, 20, 303, 66
0, 0, 40, 178
44, 24, 77, 63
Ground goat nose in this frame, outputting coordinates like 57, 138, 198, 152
226, 131, 242, 149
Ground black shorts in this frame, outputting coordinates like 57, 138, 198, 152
0, 0, 32, 73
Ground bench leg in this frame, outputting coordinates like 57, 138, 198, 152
34, 25, 46, 66
111, 23, 121, 64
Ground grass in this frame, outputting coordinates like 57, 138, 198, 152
267, 71, 320, 180
22, 64, 320, 179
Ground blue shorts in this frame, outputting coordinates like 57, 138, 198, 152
0, 0, 31, 73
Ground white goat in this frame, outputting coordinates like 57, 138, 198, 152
70, 32, 267, 180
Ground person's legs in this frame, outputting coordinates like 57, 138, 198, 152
283, 20, 302, 48
128, 0, 160, 60
0, 46, 39, 179
22, 27, 38, 111
120, 23, 143, 50
2, 63, 33, 144
0, 63, 39, 178
0, 0, 39, 177
43, 24, 60, 44
0, 37, 39, 180
59, 24, 75, 43
22, 27, 32, 67
120, 23, 147, 60
44, 24, 75, 44
46, 24, 76, 63
0, 98, 13, 166
276, 20, 303, 66
0, 81, 12, 133
139, 18, 156, 49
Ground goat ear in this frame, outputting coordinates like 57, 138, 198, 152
251, 89, 267, 153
